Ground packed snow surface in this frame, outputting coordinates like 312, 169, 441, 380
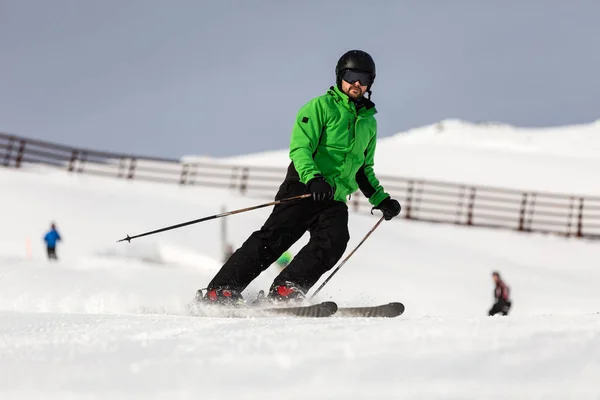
2, 119, 600, 399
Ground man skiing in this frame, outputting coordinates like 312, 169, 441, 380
201, 50, 401, 305
489, 271, 511, 316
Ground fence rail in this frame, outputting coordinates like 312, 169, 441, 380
2, 131, 600, 239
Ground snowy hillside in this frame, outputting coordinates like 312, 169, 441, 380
2, 120, 600, 399
206, 119, 600, 196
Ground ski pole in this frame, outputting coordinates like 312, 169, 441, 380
117, 193, 311, 243
310, 215, 385, 298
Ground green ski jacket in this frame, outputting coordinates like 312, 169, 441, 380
286, 86, 389, 206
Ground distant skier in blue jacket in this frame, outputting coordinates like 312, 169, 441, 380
43, 223, 61, 261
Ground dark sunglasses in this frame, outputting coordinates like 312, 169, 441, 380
341, 69, 374, 86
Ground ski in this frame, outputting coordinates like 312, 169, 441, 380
188, 301, 338, 318
188, 289, 404, 318
262, 301, 338, 317
334, 302, 405, 318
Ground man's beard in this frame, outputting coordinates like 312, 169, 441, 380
347, 86, 363, 99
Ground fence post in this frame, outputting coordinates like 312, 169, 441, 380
127, 158, 137, 179
15, 140, 26, 168
3, 136, 14, 166
518, 193, 528, 231
179, 163, 189, 185
525, 193, 537, 232
466, 187, 476, 225
239, 167, 249, 194
576, 197, 584, 238
565, 197, 575, 237
404, 180, 414, 219
68, 150, 78, 172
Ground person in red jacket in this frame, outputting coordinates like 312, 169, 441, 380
489, 271, 511, 316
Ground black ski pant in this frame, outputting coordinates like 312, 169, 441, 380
489, 299, 511, 316
47, 246, 57, 261
208, 180, 350, 293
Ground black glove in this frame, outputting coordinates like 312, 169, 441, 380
373, 197, 401, 220
307, 175, 334, 201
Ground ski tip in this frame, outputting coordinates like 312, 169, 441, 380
320, 301, 338, 313
314, 301, 337, 317
333, 302, 405, 318
387, 302, 405, 316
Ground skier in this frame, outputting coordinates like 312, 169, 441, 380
43, 222, 62, 261
200, 50, 401, 305
488, 271, 511, 316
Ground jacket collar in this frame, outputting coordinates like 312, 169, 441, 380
328, 86, 377, 117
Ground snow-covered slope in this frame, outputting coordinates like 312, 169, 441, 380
2, 119, 600, 399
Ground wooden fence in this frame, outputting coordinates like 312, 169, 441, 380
2, 132, 600, 239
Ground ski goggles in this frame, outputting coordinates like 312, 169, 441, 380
341, 69, 374, 86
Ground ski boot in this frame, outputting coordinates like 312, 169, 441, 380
197, 287, 245, 307
267, 282, 306, 304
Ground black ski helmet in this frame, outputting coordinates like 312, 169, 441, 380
335, 50, 376, 88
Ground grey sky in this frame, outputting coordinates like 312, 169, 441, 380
1, 1, 599, 158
